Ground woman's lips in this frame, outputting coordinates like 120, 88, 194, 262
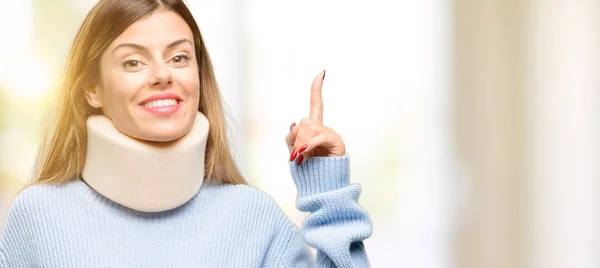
138, 93, 183, 115
139, 101, 182, 115
139, 93, 182, 104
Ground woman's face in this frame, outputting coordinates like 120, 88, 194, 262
86, 10, 200, 142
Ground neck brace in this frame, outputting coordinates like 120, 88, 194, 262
82, 112, 209, 212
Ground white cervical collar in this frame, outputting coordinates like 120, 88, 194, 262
82, 112, 209, 212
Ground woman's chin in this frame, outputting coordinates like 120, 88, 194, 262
144, 130, 187, 142
121, 115, 195, 143
129, 125, 188, 142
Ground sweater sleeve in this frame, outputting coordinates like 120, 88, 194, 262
0, 244, 6, 268
283, 154, 373, 267
0, 187, 39, 268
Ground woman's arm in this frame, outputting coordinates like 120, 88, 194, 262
277, 70, 372, 266
0, 185, 50, 267
0, 244, 7, 267
264, 154, 371, 268
0, 188, 36, 267
291, 154, 372, 267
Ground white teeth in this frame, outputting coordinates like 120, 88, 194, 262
142, 99, 178, 108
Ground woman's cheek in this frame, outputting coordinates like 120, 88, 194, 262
118, 72, 148, 100
177, 70, 200, 98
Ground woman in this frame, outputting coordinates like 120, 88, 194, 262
0, 0, 372, 267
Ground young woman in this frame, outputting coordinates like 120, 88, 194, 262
0, 0, 372, 267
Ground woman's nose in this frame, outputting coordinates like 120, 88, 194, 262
148, 62, 172, 87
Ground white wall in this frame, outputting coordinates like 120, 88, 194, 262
527, 0, 600, 267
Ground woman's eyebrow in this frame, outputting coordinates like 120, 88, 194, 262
112, 38, 193, 55
165, 38, 192, 49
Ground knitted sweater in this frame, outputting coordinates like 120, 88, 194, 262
0, 155, 372, 267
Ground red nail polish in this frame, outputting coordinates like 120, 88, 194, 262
322, 70, 326, 81
296, 154, 304, 166
290, 148, 298, 162
298, 144, 308, 154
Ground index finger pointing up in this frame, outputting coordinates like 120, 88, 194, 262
309, 70, 326, 123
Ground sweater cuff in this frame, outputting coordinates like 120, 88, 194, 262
289, 153, 350, 199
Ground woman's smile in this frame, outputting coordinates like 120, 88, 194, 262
139, 93, 183, 115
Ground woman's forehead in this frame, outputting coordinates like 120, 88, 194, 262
109, 10, 194, 50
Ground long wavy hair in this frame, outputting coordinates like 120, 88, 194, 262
30, 0, 245, 186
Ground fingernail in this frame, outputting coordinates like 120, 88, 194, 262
289, 122, 296, 132
322, 69, 326, 81
290, 148, 298, 162
296, 154, 304, 166
298, 144, 308, 154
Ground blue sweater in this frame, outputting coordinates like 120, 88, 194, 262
0, 155, 372, 267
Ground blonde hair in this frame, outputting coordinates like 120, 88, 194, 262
30, 0, 246, 186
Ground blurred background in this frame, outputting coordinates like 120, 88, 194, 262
0, 0, 598, 267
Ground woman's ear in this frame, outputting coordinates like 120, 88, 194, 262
85, 86, 103, 108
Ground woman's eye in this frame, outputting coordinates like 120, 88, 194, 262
171, 55, 190, 65
122, 60, 143, 70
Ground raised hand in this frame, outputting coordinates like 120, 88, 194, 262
285, 70, 346, 165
